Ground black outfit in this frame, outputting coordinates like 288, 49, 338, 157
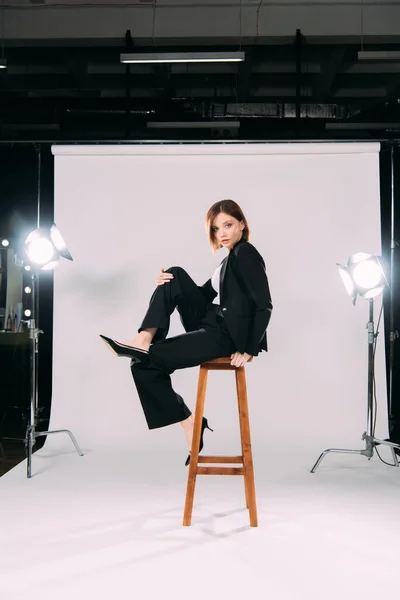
130, 238, 273, 430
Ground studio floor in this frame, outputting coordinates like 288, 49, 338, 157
1, 440, 399, 600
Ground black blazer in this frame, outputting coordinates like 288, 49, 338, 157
198, 238, 273, 356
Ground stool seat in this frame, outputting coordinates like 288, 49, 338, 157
200, 356, 253, 370
183, 356, 258, 527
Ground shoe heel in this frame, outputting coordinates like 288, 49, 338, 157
185, 417, 213, 466
203, 417, 213, 432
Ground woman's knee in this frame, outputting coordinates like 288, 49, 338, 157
165, 266, 187, 276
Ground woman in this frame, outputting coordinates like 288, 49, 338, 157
100, 199, 272, 465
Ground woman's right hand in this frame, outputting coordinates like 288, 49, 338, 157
155, 268, 174, 286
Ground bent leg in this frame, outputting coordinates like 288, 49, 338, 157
138, 267, 207, 344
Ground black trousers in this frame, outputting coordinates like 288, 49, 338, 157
130, 266, 237, 429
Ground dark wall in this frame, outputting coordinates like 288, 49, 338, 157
0, 145, 54, 443
380, 146, 400, 443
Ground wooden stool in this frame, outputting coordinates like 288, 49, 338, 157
183, 357, 258, 527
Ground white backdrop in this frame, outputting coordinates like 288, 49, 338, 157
50, 142, 386, 456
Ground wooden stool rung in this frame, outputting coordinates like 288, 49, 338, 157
198, 455, 243, 464
183, 357, 258, 527
197, 467, 245, 476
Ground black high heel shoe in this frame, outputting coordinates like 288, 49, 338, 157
99, 334, 149, 364
185, 417, 214, 466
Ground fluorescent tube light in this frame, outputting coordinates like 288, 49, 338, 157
146, 121, 240, 129
120, 51, 245, 64
326, 122, 400, 130
0, 58, 7, 69
358, 51, 400, 60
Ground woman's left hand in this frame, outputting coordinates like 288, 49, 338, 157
230, 351, 252, 368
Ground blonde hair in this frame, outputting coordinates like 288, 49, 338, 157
205, 199, 250, 253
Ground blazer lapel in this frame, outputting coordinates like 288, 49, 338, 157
219, 255, 229, 304
218, 239, 245, 304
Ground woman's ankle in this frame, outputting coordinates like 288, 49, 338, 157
180, 415, 193, 429
180, 415, 194, 448
140, 328, 157, 344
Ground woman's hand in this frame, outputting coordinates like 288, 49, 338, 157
155, 267, 174, 286
230, 351, 252, 368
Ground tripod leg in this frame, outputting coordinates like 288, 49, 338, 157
36, 429, 84, 456
310, 448, 364, 473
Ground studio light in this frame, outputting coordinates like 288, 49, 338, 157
25, 231, 54, 266
1, 238, 9, 247
311, 251, 400, 472
120, 51, 245, 64
337, 253, 386, 305
24, 224, 73, 271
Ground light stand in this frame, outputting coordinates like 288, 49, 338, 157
26, 269, 83, 478
311, 297, 400, 472
24, 146, 83, 479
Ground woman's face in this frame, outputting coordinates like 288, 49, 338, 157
211, 212, 245, 251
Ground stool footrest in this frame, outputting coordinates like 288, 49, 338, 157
197, 466, 245, 476
197, 455, 243, 464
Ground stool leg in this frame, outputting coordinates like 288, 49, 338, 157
183, 366, 208, 526
240, 431, 250, 510
238, 373, 251, 512
236, 367, 258, 527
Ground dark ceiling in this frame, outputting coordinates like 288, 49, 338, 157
1, 34, 400, 141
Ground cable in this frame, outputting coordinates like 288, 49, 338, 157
375, 444, 397, 466
255, 0, 264, 44
152, 1, 157, 48
235, 0, 243, 103
239, 0, 242, 51
371, 301, 383, 438
1, 0, 5, 60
